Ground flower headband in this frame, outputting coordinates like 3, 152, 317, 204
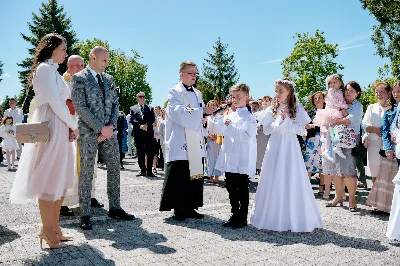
325, 74, 341, 84
274, 79, 296, 88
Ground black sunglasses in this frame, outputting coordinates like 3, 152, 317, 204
138, 96, 145, 98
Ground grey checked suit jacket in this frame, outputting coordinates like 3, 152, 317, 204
71, 68, 119, 139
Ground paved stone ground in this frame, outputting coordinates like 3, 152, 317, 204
1, 156, 400, 265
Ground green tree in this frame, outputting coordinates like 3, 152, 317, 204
360, 64, 397, 112
1, 95, 16, 114
74, 39, 152, 114
17, 0, 78, 113
195, 76, 215, 104
0, 61, 3, 82
282, 30, 344, 107
202, 37, 239, 101
360, 0, 400, 79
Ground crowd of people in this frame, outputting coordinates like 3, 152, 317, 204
5, 33, 400, 250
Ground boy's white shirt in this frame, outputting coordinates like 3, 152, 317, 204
213, 107, 258, 178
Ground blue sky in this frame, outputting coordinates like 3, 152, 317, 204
0, 0, 387, 107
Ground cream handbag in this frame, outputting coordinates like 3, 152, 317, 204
15, 121, 50, 144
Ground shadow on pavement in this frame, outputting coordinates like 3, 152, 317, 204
64, 218, 176, 255
0, 225, 20, 246
165, 215, 389, 252
22, 243, 115, 266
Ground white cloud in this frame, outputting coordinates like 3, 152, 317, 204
339, 44, 367, 51
3, 73, 12, 78
259, 59, 282, 64
339, 33, 371, 48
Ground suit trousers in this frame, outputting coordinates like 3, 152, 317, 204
225, 172, 249, 220
134, 132, 154, 173
78, 134, 121, 216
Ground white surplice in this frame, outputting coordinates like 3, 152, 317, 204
250, 104, 323, 232
213, 107, 257, 178
164, 82, 205, 163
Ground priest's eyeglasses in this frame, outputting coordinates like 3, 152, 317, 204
183, 72, 199, 76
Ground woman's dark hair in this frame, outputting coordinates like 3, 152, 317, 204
345, 81, 362, 99
308, 91, 324, 107
23, 33, 66, 110
2, 116, 13, 125
27, 33, 66, 86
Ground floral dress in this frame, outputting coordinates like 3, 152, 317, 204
304, 109, 323, 173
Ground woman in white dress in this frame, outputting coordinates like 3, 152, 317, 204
365, 82, 397, 213
9, 34, 79, 249
250, 78, 323, 232
363, 82, 392, 183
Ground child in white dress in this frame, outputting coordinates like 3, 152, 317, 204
250, 78, 323, 232
0, 116, 19, 170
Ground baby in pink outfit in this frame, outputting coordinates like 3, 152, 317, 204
314, 74, 351, 159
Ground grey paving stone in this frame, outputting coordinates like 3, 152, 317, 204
0, 157, 399, 265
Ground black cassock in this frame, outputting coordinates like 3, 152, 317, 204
159, 160, 204, 211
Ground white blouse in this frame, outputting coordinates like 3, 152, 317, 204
362, 103, 386, 141
32, 59, 78, 130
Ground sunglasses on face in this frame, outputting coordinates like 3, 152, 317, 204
138, 96, 145, 98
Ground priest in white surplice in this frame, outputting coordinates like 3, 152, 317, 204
159, 61, 213, 221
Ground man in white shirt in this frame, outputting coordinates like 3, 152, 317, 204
4, 98, 24, 159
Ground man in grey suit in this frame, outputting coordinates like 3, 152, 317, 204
71, 46, 134, 230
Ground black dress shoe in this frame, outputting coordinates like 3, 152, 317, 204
185, 209, 204, 219
222, 220, 234, 227
60, 206, 74, 216
80, 216, 93, 230
172, 210, 186, 221
147, 172, 157, 178
91, 198, 104, 208
108, 208, 135, 220
230, 219, 248, 229
136, 171, 146, 177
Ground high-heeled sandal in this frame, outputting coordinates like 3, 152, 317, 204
317, 185, 325, 195
55, 232, 73, 241
349, 207, 358, 212
326, 199, 344, 207
39, 230, 68, 249
55, 227, 73, 241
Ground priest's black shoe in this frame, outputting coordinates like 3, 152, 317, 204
136, 171, 146, 177
185, 209, 204, 219
222, 215, 237, 227
91, 198, 104, 208
230, 219, 248, 229
60, 206, 74, 216
172, 210, 186, 221
147, 172, 157, 178
108, 208, 135, 220
80, 216, 93, 230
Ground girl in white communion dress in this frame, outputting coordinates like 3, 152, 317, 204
250, 78, 323, 232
